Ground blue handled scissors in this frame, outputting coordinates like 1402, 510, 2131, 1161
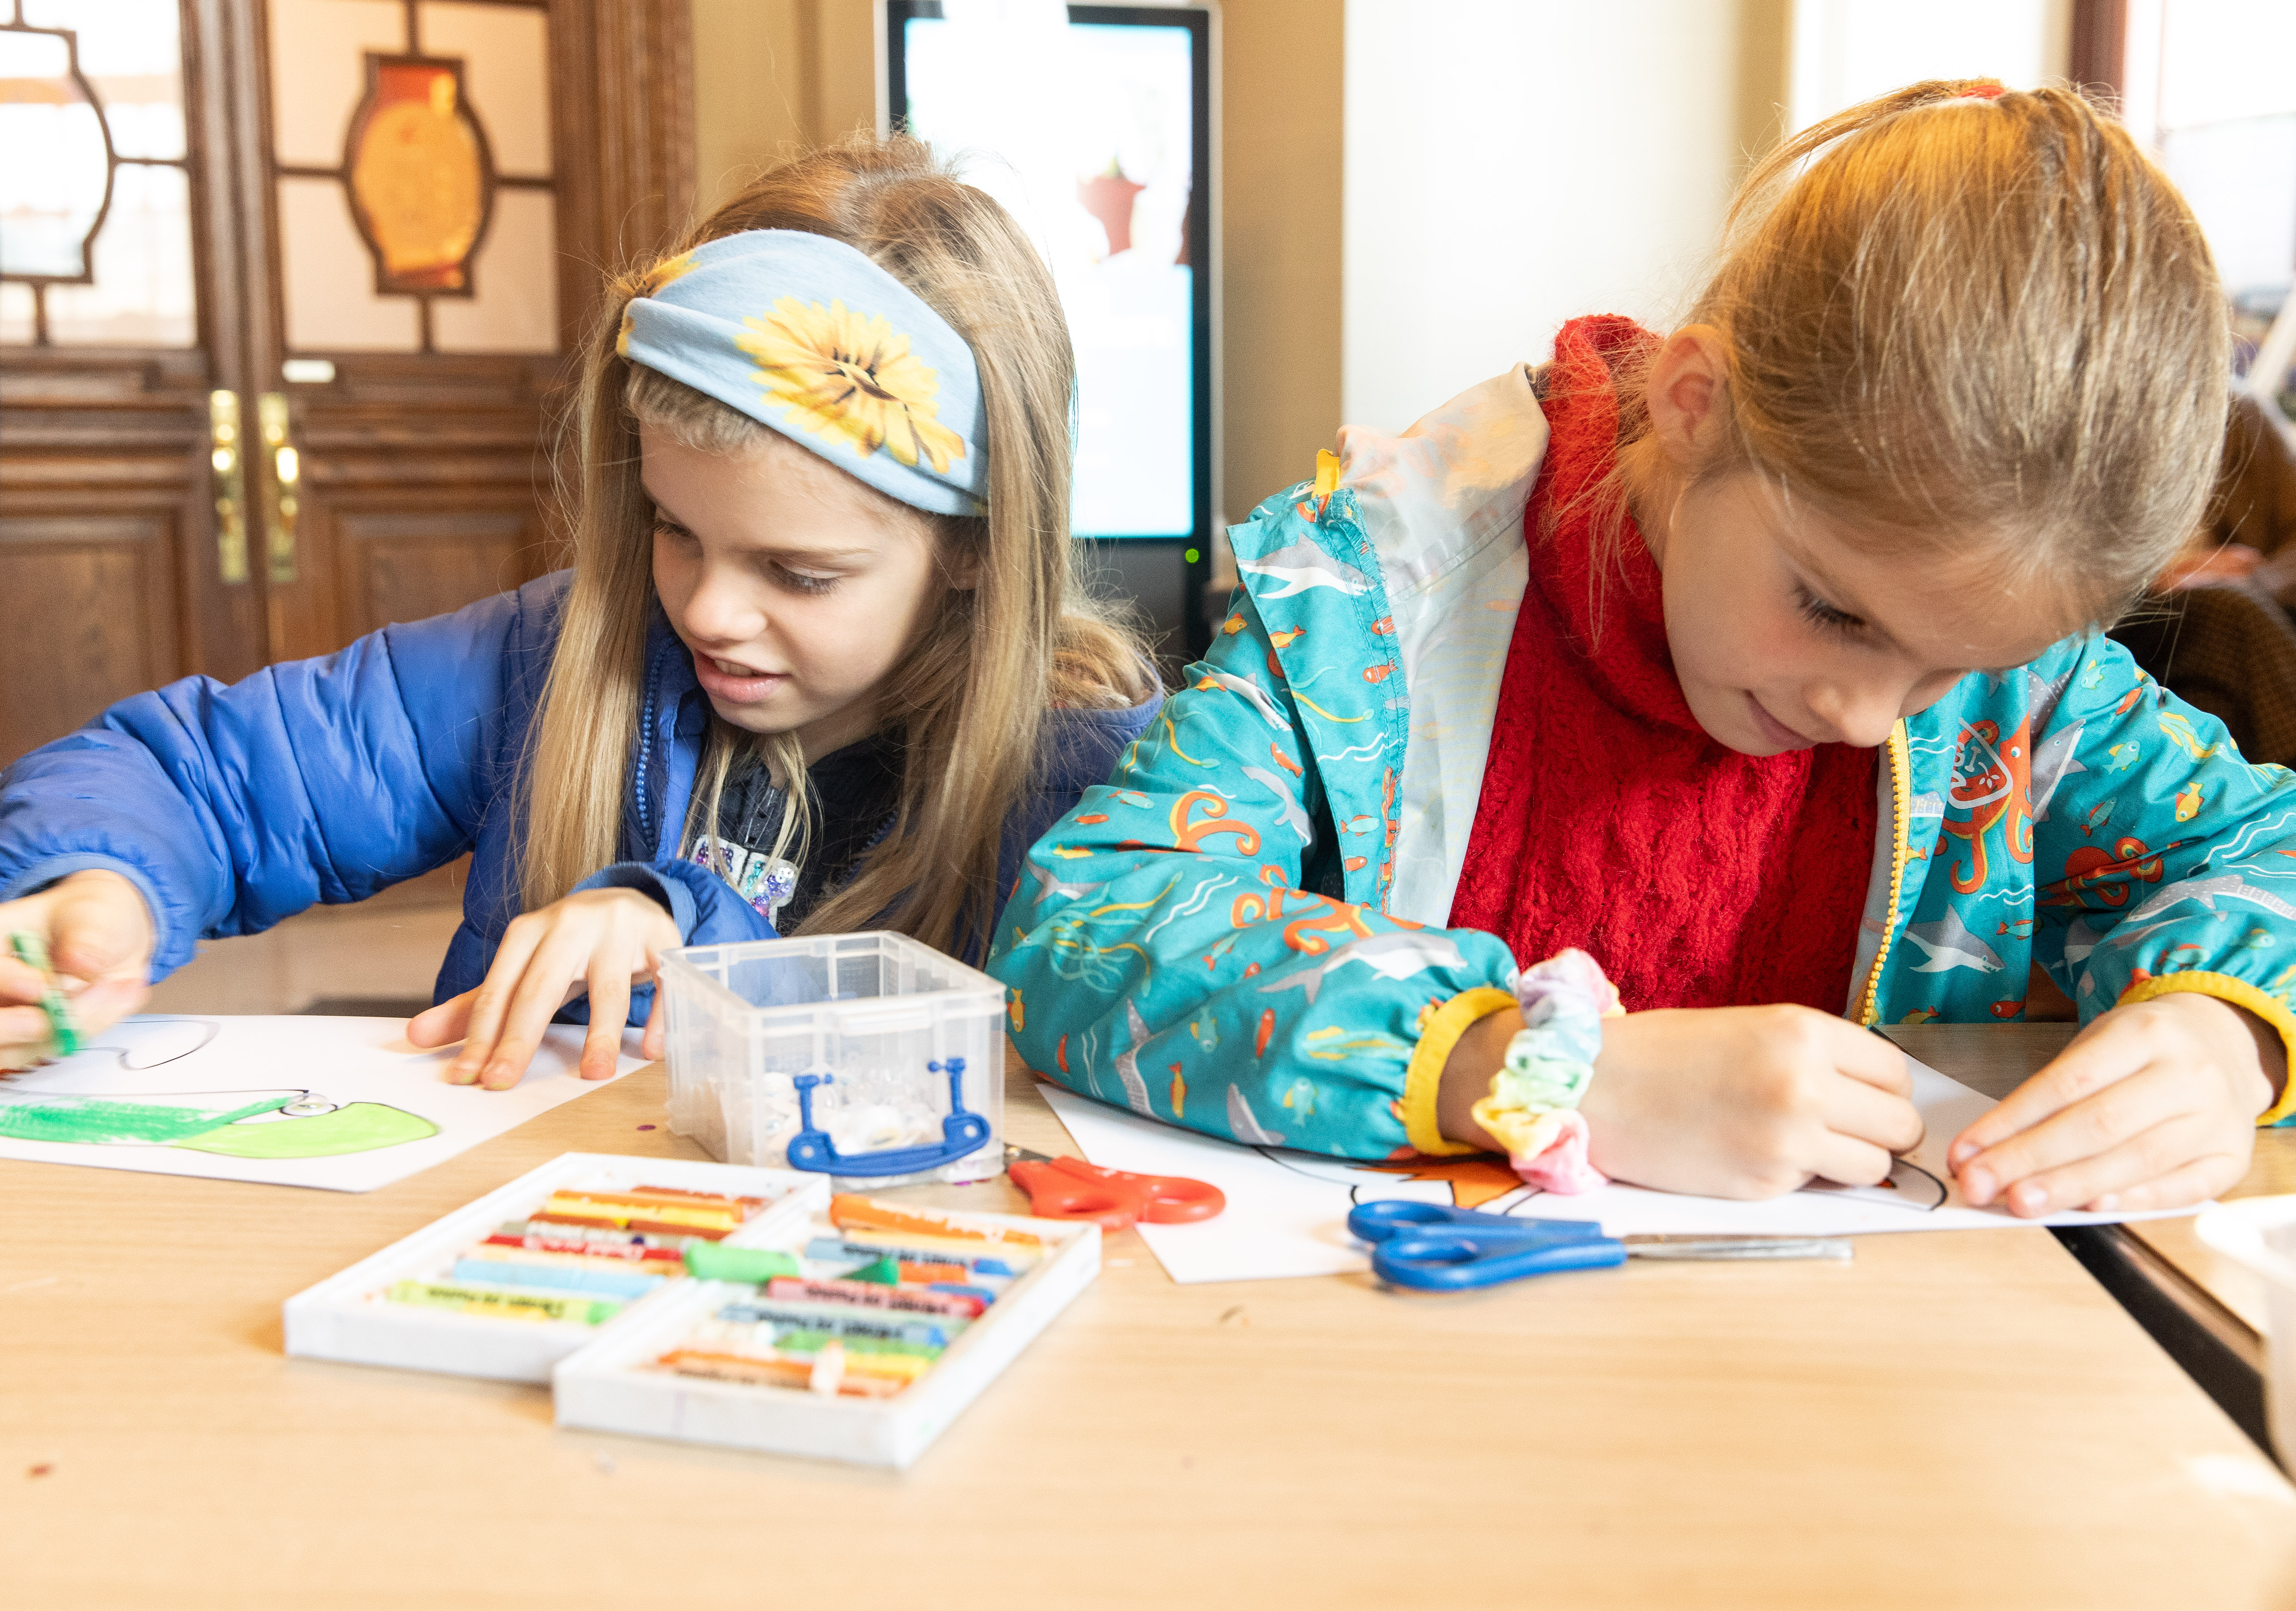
1347, 1199, 1626, 1292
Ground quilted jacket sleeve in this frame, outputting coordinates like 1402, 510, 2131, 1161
988, 520, 1517, 1161
0, 581, 558, 979
2027, 636, 2296, 1121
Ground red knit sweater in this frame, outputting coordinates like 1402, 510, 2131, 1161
1447, 317, 1878, 1013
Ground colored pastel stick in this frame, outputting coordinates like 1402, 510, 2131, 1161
495, 1218, 707, 1252
655, 1348, 906, 1397
542, 1194, 743, 1233
765, 1275, 985, 1318
448, 1258, 665, 1299
927, 1282, 998, 1307
770, 1329, 942, 1363
551, 1187, 769, 1218
686, 1318, 941, 1363
830, 1194, 1043, 1249
587, 1185, 773, 1211
461, 1243, 680, 1274
773, 1345, 932, 1382
713, 1298, 959, 1348
680, 1242, 802, 1284
823, 1229, 1036, 1271
481, 1233, 686, 1267
385, 1280, 621, 1324
525, 1210, 734, 1242
803, 1236, 1022, 1280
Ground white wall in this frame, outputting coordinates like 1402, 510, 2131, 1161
1340, 1, 1758, 434
1786, 0, 2070, 133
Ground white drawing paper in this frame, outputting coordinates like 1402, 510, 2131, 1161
1039, 1056, 2199, 1285
0, 1015, 645, 1193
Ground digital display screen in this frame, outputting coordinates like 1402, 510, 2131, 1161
887, 4, 1211, 541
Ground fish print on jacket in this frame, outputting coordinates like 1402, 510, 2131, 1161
991, 470, 2296, 1164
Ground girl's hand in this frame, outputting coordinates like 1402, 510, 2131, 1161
1948, 992, 2280, 1216
1440, 1003, 1923, 1199
0, 870, 154, 1070
406, 888, 680, 1089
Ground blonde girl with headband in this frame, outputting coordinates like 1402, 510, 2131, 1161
0, 135, 1153, 1086
1000, 82, 2296, 1217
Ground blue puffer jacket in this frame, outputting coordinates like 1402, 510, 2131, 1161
0, 571, 1160, 1015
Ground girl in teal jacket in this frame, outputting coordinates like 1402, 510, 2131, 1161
992, 82, 2295, 1217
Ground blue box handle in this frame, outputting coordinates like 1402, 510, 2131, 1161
784, 1057, 990, 1176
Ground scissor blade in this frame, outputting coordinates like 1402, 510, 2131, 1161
1622, 1237, 1853, 1261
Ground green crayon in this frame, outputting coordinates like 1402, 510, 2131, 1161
9, 933, 79, 1058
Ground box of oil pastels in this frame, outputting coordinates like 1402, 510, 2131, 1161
282, 1153, 826, 1384
552, 1190, 1100, 1468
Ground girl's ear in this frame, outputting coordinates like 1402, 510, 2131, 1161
1643, 325, 1732, 470
935, 517, 985, 590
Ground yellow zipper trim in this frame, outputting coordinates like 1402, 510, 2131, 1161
1857, 722, 1913, 1027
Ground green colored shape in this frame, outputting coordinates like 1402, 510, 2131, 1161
682, 1242, 801, 1283
0, 1093, 285, 1147
844, 1255, 901, 1286
173, 1101, 439, 1159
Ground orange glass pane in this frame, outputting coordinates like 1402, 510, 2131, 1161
345, 58, 487, 293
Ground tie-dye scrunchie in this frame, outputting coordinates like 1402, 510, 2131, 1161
1472, 948, 1622, 1194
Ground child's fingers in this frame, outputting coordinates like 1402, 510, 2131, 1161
580, 968, 629, 1081
1955, 1063, 2191, 1206
1821, 1074, 1925, 1154
1979, 1112, 2216, 1218
59, 977, 146, 1040
405, 992, 474, 1050
449, 919, 550, 1083
640, 1010, 665, 1062
48, 880, 155, 982
1822, 1021, 1913, 1097
1946, 1024, 2147, 1167
476, 927, 596, 1089
2089, 1153, 2244, 1214
0, 957, 52, 1006
0, 1005, 53, 1043
1808, 1132, 1894, 1189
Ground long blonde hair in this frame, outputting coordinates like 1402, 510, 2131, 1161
521, 133, 1144, 955
1590, 81, 2229, 624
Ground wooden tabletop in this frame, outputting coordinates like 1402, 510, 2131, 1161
2127, 1124, 2296, 1336
4, 1030, 2293, 1609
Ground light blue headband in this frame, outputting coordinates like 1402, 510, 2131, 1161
618, 229, 988, 516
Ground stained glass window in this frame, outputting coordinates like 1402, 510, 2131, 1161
347, 58, 487, 293
1, 0, 194, 346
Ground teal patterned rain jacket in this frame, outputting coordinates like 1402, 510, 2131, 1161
989, 369, 2296, 1158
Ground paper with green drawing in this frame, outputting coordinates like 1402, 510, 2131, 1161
0, 1015, 643, 1192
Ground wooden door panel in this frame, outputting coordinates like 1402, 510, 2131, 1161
0, 352, 253, 765
4, 0, 689, 772
0, 513, 184, 761
332, 507, 542, 639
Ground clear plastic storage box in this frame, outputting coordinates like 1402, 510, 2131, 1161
657, 931, 1008, 1189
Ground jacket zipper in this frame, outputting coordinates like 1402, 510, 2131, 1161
634, 637, 664, 857
1856, 721, 1913, 1026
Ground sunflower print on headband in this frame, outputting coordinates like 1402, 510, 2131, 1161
735, 296, 968, 474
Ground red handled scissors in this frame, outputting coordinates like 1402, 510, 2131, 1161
1005, 1145, 1225, 1231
